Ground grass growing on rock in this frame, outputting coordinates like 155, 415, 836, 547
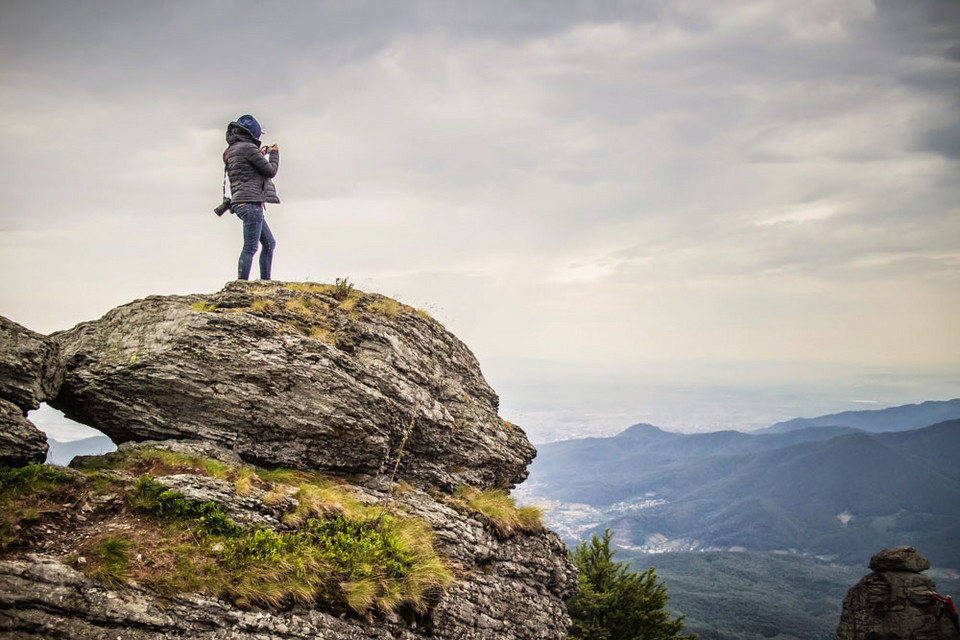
0, 464, 83, 550
122, 474, 453, 615
189, 301, 217, 312
450, 486, 543, 538
5, 453, 455, 619
367, 298, 400, 318
249, 298, 275, 312
73, 447, 233, 480
87, 535, 130, 588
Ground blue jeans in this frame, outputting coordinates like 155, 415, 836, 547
234, 203, 276, 280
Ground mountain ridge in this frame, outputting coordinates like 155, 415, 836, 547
525, 409, 960, 568
45, 435, 115, 466
757, 398, 960, 434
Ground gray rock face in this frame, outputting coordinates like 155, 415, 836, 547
0, 315, 63, 411
836, 547, 960, 640
869, 545, 932, 573
51, 281, 534, 491
0, 315, 61, 465
0, 398, 48, 467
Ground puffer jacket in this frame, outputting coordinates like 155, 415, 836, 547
224, 122, 280, 204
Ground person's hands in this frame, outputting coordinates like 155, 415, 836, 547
267, 144, 279, 152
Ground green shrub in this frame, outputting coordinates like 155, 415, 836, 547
568, 530, 695, 640
130, 476, 239, 536
333, 277, 354, 301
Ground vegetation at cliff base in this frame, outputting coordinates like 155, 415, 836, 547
1, 454, 454, 619
567, 529, 695, 640
126, 476, 446, 614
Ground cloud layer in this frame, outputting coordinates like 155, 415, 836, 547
1, 1, 957, 405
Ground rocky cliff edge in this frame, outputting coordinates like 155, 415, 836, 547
0, 281, 576, 639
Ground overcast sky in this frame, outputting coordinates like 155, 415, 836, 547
2, 1, 958, 438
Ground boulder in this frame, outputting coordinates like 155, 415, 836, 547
0, 315, 63, 411
836, 546, 960, 640
869, 546, 932, 573
51, 281, 535, 491
0, 398, 48, 467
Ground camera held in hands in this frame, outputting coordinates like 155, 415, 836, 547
213, 197, 231, 217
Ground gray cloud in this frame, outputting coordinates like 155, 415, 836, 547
1, 0, 957, 390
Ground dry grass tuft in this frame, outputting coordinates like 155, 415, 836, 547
284, 297, 314, 317
249, 298, 275, 312
286, 283, 335, 295
368, 298, 400, 318
450, 486, 543, 538
308, 326, 333, 343
189, 301, 216, 312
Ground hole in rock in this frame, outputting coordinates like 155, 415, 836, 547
30, 403, 117, 466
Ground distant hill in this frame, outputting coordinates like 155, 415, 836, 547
525, 417, 960, 568
757, 398, 960, 434
624, 551, 864, 640
632, 550, 960, 640
46, 435, 116, 466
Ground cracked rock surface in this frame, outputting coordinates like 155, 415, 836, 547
0, 315, 60, 466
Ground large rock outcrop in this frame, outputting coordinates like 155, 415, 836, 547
0, 316, 61, 465
836, 546, 960, 640
0, 282, 576, 640
50, 281, 534, 491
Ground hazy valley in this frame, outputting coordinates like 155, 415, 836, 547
519, 399, 960, 639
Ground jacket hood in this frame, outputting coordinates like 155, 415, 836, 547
226, 122, 259, 146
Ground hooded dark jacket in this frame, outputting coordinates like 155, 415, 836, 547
225, 122, 280, 204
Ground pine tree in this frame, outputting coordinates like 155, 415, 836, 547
567, 529, 696, 640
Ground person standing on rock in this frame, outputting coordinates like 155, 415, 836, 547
224, 114, 280, 280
